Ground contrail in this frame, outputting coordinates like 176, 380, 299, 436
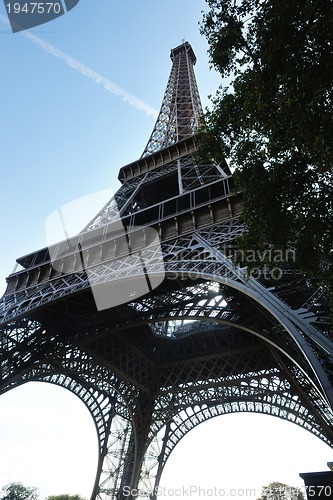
0, 15, 159, 118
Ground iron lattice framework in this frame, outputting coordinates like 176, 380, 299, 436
141, 41, 202, 157
1, 42, 333, 500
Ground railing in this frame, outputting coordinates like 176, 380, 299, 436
10, 176, 234, 276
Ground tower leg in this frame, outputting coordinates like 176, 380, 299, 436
95, 393, 156, 500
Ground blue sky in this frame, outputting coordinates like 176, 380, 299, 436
0, 1, 332, 498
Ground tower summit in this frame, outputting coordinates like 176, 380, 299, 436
141, 41, 203, 157
0, 42, 333, 500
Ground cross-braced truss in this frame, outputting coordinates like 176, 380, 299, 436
0, 42, 332, 500
141, 42, 202, 158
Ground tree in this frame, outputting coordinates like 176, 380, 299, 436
257, 481, 305, 500
46, 495, 85, 500
199, 0, 333, 303
0, 483, 38, 500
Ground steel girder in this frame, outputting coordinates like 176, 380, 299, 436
1, 215, 333, 499
1, 40, 333, 500
1, 214, 333, 499
84, 155, 228, 233
0, 161, 234, 326
1, 264, 332, 499
141, 42, 202, 158
0, 318, 137, 500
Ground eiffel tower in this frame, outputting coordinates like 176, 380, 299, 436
1, 41, 333, 500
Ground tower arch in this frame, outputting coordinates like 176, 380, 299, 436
1, 42, 332, 500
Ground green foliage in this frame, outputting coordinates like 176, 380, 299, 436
200, 0, 333, 303
0, 484, 85, 500
257, 481, 305, 500
46, 496, 85, 500
0, 483, 38, 500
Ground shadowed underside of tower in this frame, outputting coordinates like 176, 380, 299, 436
0, 42, 332, 500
